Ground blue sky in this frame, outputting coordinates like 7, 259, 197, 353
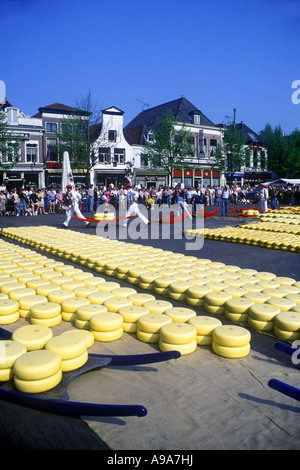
2, 0, 300, 134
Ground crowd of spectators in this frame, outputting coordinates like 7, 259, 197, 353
0, 182, 299, 217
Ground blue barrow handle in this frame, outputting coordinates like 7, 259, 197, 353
268, 378, 300, 402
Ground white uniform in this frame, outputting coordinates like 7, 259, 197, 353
260, 187, 269, 213
123, 190, 149, 227
63, 190, 89, 227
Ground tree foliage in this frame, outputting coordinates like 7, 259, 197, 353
56, 115, 91, 169
143, 110, 195, 185
0, 111, 22, 172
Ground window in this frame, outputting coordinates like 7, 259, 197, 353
194, 114, 201, 125
108, 130, 117, 142
26, 144, 38, 163
46, 123, 57, 133
260, 151, 266, 169
114, 148, 125, 164
253, 150, 258, 168
148, 133, 154, 142
210, 139, 218, 148
46, 138, 58, 161
140, 154, 148, 167
98, 147, 110, 163
6, 108, 18, 123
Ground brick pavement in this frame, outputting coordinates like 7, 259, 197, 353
0, 205, 299, 449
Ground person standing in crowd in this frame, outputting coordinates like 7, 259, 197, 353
55, 188, 63, 213
0, 190, 6, 216
87, 184, 94, 212
260, 184, 269, 213
47, 188, 56, 214
29, 188, 39, 215
268, 185, 277, 210
62, 184, 90, 228
221, 184, 230, 216
17, 188, 28, 216
38, 190, 45, 215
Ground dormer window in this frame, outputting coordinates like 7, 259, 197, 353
6, 107, 18, 123
108, 130, 117, 142
194, 114, 201, 125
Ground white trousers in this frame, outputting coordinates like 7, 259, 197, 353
176, 201, 192, 219
260, 198, 268, 213
63, 203, 88, 226
123, 202, 149, 226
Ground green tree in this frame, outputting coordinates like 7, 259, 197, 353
284, 128, 300, 177
259, 123, 289, 177
0, 111, 22, 172
212, 122, 248, 185
143, 110, 195, 186
56, 115, 91, 169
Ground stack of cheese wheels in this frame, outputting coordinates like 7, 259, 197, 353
89, 311, 123, 341
0, 340, 27, 382
48, 289, 75, 305
87, 291, 114, 305
188, 316, 222, 346
111, 287, 137, 298
73, 286, 99, 299
126, 267, 148, 286
164, 307, 196, 323
26, 278, 51, 290
0, 278, 25, 292
13, 350, 62, 393
60, 329, 94, 349
168, 281, 194, 302
204, 291, 233, 315
142, 300, 173, 314
247, 303, 281, 331
224, 297, 255, 323
153, 276, 177, 296
18, 294, 48, 318
103, 296, 133, 313
266, 297, 296, 313
137, 313, 172, 344
75, 304, 108, 330
274, 311, 300, 341
185, 285, 213, 307
98, 281, 120, 293
45, 333, 88, 372
212, 325, 251, 358
8, 287, 35, 303
12, 324, 53, 351
127, 293, 156, 306
30, 301, 62, 327
159, 322, 197, 355
138, 273, 162, 291
60, 297, 90, 322
118, 305, 150, 333
0, 299, 20, 324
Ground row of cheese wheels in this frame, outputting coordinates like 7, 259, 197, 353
1, 228, 300, 343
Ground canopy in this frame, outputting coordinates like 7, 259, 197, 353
264, 178, 300, 186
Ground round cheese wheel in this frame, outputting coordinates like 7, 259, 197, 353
225, 297, 254, 313
61, 311, 77, 322
267, 298, 296, 312
89, 311, 123, 332
142, 300, 173, 314
160, 322, 197, 345
0, 340, 27, 369
26, 279, 51, 290
30, 302, 61, 319
30, 312, 62, 327
84, 277, 106, 287
1, 282, 26, 294
204, 304, 225, 315
0, 299, 19, 315
255, 272, 276, 281
123, 321, 138, 333
118, 305, 149, 323
45, 334, 87, 360
204, 282, 226, 292
19, 295, 48, 312
61, 297, 90, 313
61, 329, 94, 348
247, 316, 274, 331
103, 297, 133, 312
91, 327, 123, 342
164, 307, 196, 322
212, 325, 251, 347
17, 274, 40, 284
60, 281, 85, 291
9, 287, 35, 302
73, 286, 99, 298
0, 311, 20, 324
12, 325, 53, 350
98, 282, 120, 292
137, 313, 172, 333
273, 325, 300, 341
275, 276, 296, 286
49, 276, 73, 286
205, 291, 232, 306
110, 287, 138, 298
185, 297, 205, 307
224, 311, 249, 323
87, 291, 114, 305
196, 335, 213, 346
168, 281, 194, 294
239, 269, 257, 276
159, 338, 197, 355
48, 289, 76, 304
153, 277, 177, 288
274, 311, 300, 332
212, 341, 250, 358
14, 368, 62, 394
285, 294, 300, 305
136, 329, 160, 343
127, 293, 156, 306
0, 368, 14, 382
71, 272, 94, 282
13, 350, 61, 380
223, 287, 248, 298
188, 316, 222, 335
76, 304, 107, 321
60, 350, 88, 372
36, 285, 61, 297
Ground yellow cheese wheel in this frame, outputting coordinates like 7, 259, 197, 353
212, 341, 250, 358
45, 334, 87, 360
40, 271, 63, 281
142, 300, 173, 314
0, 340, 27, 369
110, 287, 138, 298
0, 299, 19, 315
164, 307, 196, 322
222, 287, 248, 298
224, 311, 249, 323
12, 325, 53, 350
0, 311, 20, 324
1, 282, 26, 294
49, 275, 73, 286
9, 287, 35, 302
136, 328, 160, 343
257, 280, 281, 290
61, 311, 77, 322
61, 329, 94, 348
123, 321, 138, 333
47, 289, 76, 304
36, 285, 61, 297
98, 282, 121, 292
247, 316, 274, 331
91, 327, 123, 342
32, 266, 53, 276
204, 303, 225, 315
185, 297, 205, 307
89, 311, 123, 332
266, 298, 296, 312
61, 297, 90, 313
205, 291, 232, 306
239, 269, 258, 277
103, 297, 133, 312
275, 276, 296, 286
71, 272, 94, 282
127, 293, 156, 306
76, 304, 107, 321
61, 350, 89, 372
212, 325, 251, 347
26, 279, 51, 290
118, 305, 149, 323
87, 291, 114, 305
137, 313, 172, 333
204, 282, 226, 292
30, 302, 61, 319
168, 281, 194, 294
60, 280, 85, 291
188, 316, 222, 335
285, 294, 300, 305
14, 368, 62, 394
273, 325, 300, 341
255, 272, 276, 281
159, 338, 197, 355
153, 276, 177, 288
73, 286, 99, 298
225, 297, 254, 314
84, 277, 106, 287
13, 350, 61, 380
160, 322, 197, 345
274, 311, 300, 332
0, 368, 14, 382
19, 295, 48, 312
0, 293, 9, 301
196, 335, 213, 346
30, 312, 62, 327
17, 274, 40, 284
